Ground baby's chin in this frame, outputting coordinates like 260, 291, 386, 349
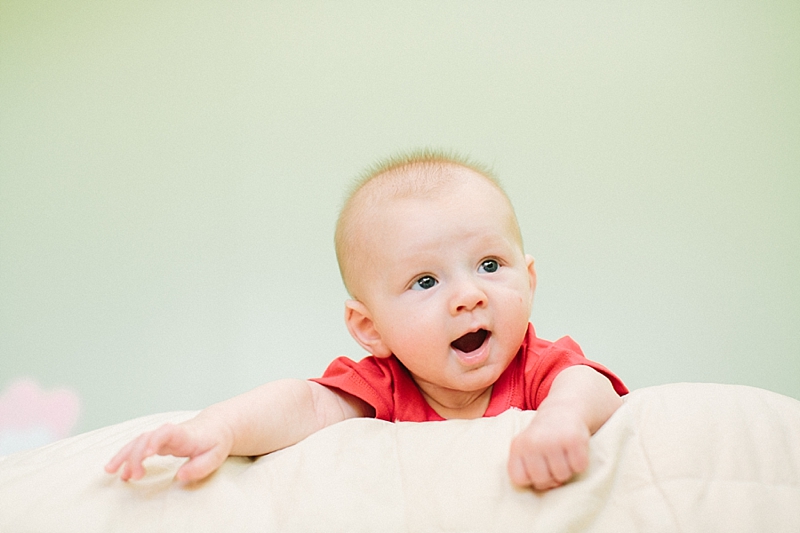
449, 354, 514, 391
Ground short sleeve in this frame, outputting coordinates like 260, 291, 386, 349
310, 356, 396, 420
526, 335, 628, 408
311, 356, 443, 422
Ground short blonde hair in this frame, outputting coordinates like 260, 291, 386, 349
335, 149, 522, 296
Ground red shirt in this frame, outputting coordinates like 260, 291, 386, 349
312, 323, 628, 422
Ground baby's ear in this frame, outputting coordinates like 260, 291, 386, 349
344, 300, 392, 358
526, 254, 537, 293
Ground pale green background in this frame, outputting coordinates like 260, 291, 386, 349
1, 1, 798, 434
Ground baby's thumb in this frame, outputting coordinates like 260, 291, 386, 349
175, 447, 227, 482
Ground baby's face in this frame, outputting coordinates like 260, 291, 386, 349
348, 168, 536, 401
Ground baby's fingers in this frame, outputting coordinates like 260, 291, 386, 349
565, 438, 589, 475
508, 450, 561, 491
104, 437, 148, 481
105, 424, 179, 481
117, 430, 160, 481
544, 449, 574, 486
104, 439, 137, 475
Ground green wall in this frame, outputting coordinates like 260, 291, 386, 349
2, 0, 798, 433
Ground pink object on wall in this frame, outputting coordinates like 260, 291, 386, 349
0, 378, 81, 455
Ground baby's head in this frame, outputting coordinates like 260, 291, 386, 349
336, 152, 524, 296
336, 151, 537, 399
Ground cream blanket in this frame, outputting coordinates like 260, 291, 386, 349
1, 383, 799, 532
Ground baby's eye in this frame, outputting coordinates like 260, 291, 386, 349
479, 259, 499, 273
412, 275, 438, 291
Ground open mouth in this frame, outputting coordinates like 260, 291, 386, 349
450, 329, 490, 353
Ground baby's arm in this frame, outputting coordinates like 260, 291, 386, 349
105, 379, 370, 482
507, 365, 623, 490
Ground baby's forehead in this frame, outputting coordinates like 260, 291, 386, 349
336, 160, 522, 296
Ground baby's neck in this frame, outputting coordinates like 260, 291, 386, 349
420, 386, 493, 420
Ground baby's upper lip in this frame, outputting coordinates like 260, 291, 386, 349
452, 324, 490, 341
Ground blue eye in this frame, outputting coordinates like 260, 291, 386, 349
412, 275, 438, 290
479, 259, 499, 273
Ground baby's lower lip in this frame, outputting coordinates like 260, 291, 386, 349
452, 332, 491, 366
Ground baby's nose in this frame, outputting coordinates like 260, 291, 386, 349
450, 280, 487, 314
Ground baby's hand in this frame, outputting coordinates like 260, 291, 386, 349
104, 415, 234, 483
506, 408, 590, 491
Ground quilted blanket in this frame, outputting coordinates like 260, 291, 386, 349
1, 383, 799, 532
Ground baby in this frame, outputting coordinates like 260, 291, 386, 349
106, 152, 628, 491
